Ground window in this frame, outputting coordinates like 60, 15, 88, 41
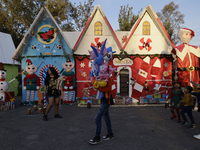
143, 21, 150, 35
95, 22, 102, 35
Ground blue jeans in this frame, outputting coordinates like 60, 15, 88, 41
181, 106, 195, 124
95, 97, 112, 136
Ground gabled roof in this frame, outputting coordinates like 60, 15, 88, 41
72, 4, 122, 51
0, 32, 18, 64
12, 7, 72, 61
123, 5, 175, 49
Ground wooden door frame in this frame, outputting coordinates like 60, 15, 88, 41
117, 66, 132, 97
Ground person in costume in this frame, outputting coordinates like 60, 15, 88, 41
170, 82, 184, 123
43, 67, 62, 121
170, 28, 200, 87
23, 59, 40, 104
88, 77, 114, 145
180, 86, 195, 129
62, 56, 76, 104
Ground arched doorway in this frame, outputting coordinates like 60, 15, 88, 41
120, 69, 129, 96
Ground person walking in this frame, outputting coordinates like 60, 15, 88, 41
180, 86, 195, 129
191, 83, 200, 139
170, 82, 184, 123
88, 78, 114, 145
43, 67, 62, 121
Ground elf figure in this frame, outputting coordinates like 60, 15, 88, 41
170, 28, 200, 87
62, 56, 76, 104
23, 59, 40, 104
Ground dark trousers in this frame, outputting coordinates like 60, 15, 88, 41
181, 106, 195, 124
95, 97, 112, 136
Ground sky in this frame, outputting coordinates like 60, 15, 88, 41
70, 0, 200, 46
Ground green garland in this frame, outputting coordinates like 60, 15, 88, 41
21, 53, 172, 61
74, 53, 172, 61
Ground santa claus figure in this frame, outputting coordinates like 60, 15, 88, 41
23, 59, 40, 104
170, 28, 200, 87
62, 56, 76, 104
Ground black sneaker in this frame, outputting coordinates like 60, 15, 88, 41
181, 121, 189, 126
189, 124, 196, 129
102, 133, 114, 140
88, 136, 102, 145
54, 114, 62, 118
43, 115, 48, 121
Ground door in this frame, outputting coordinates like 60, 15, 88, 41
120, 69, 129, 96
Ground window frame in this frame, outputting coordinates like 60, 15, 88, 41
143, 21, 150, 35
94, 21, 102, 36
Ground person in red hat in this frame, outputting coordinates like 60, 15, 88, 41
169, 28, 200, 87
62, 56, 76, 104
23, 59, 40, 104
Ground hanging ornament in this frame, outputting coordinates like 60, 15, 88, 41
32, 45, 36, 49
54, 28, 57, 33
57, 45, 61, 49
31, 31, 35, 36
122, 35, 128, 43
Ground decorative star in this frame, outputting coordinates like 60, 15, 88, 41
164, 62, 169, 67
80, 62, 85, 68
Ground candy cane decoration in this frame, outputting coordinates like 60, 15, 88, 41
43, 96, 47, 109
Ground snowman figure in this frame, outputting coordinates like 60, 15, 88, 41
0, 63, 9, 102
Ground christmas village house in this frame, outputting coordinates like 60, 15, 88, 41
64, 5, 175, 104
12, 7, 76, 105
11, 5, 175, 105
0, 32, 20, 109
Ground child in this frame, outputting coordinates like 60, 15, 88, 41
191, 83, 200, 112
180, 86, 195, 129
170, 82, 184, 123
191, 83, 200, 139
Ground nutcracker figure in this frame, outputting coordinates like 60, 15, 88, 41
62, 56, 76, 104
23, 59, 40, 104
170, 28, 200, 87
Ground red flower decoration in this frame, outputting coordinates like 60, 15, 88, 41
139, 37, 152, 52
